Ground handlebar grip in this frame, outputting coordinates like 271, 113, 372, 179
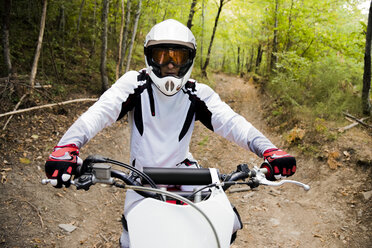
260, 167, 268, 174
260, 161, 273, 180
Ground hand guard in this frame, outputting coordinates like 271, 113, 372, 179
45, 144, 82, 188
261, 148, 296, 181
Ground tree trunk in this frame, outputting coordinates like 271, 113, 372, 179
221, 54, 225, 71
200, 0, 205, 70
201, 0, 229, 78
119, 0, 131, 75
2, 0, 13, 76
112, 0, 120, 37
255, 44, 263, 74
237, 46, 240, 74
30, 0, 47, 89
76, 0, 85, 47
58, 5, 66, 72
284, 0, 294, 52
90, 0, 97, 57
187, 0, 197, 29
362, 1, 372, 115
247, 46, 254, 72
77, 0, 85, 33
116, 0, 125, 80
100, 0, 110, 92
125, 0, 142, 73
270, 0, 279, 72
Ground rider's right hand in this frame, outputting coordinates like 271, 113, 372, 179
45, 144, 82, 188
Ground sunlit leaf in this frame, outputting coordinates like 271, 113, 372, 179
19, 157, 31, 164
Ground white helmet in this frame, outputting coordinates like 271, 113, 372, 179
144, 19, 196, 96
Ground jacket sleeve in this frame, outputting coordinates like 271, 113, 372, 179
195, 83, 276, 157
57, 71, 140, 148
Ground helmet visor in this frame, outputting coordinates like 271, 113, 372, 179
151, 48, 190, 67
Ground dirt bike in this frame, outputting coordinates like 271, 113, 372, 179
42, 155, 310, 248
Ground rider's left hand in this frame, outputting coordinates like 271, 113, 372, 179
261, 148, 296, 181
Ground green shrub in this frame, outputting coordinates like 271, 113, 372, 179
269, 52, 363, 121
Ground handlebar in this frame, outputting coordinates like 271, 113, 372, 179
41, 156, 310, 197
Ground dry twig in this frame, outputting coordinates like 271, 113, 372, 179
16, 214, 24, 232
24, 200, 44, 228
343, 112, 372, 129
0, 98, 97, 118
338, 117, 369, 132
2, 93, 28, 130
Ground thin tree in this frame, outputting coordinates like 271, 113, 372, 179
77, 0, 85, 33
76, 0, 85, 47
116, 0, 125, 80
283, 0, 294, 52
187, 0, 198, 29
2, 0, 13, 76
255, 44, 263, 74
237, 46, 240, 75
90, 0, 97, 57
30, 0, 47, 89
270, 0, 279, 73
201, 0, 230, 78
200, 0, 205, 70
100, 0, 110, 92
58, 4, 66, 66
119, 0, 131, 75
125, 0, 142, 73
247, 46, 254, 72
362, 1, 372, 115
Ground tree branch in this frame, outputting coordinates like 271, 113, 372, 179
0, 98, 97, 118
2, 93, 28, 130
343, 112, 372, 129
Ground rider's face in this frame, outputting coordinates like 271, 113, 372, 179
160, 63, 180, 77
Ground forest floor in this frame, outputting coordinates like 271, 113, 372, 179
0, 73, 371, 248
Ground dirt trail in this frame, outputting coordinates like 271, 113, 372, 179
0, 73, 371, 247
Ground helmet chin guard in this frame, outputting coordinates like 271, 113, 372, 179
144, 19, 196, 96
147, 64, 193, 96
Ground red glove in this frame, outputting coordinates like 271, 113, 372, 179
45, 144, 82, 188
261, 148, 296, 181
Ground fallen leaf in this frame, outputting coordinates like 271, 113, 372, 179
329, 151, 341, 159
340, 191, 348, 196
32, 238, 42, 243
19, 157, 31, 164
328, 158, 340, 169
327, 151, 341, 169
1, 172, 8, 184
55, 193, 64, 198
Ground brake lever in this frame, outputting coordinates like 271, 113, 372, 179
41, 176, 93, 190
252, 166, 310, 191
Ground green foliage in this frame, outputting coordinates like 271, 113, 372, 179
2, 0, 368, 123
269, 51, 363, 120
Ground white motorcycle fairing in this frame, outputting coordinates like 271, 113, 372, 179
126, 169, 235, 248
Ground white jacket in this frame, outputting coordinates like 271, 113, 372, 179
58, 68, 276, 170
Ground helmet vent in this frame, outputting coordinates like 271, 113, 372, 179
165, 80, 175, 92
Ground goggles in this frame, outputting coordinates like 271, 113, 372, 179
151, 47, 190, 67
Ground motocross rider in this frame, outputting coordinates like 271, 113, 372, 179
45, 19, 296, 248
